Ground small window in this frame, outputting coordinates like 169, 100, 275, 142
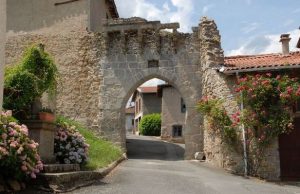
132, 119, 134, 126
181, 98, 186, 113
148, 60, 159, 68
172, 125, 183, 137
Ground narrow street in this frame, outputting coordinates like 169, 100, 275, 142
68, 135, 300, 194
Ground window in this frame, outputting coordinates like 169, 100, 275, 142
181, 98, 186, 113
148, 60, 159, 68
172, 125, 183, 137
132, 119, 134, 126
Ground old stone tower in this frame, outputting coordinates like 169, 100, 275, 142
5, 0, 224, 159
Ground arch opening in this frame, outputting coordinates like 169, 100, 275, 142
122, 77, 188, 160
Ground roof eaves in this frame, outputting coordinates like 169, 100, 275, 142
222, 64, 300, 75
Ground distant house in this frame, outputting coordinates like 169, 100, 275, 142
158, 85, 186, 143
132, 86, 162, 134
125, 107, 135, 133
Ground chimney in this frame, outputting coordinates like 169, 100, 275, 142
280, 34, 291, 55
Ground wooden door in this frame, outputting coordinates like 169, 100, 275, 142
279, 117, 300, 180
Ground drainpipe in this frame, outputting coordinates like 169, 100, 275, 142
236, 72, 248, 176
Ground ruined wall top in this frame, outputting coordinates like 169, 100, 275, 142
103, 17, 180, 32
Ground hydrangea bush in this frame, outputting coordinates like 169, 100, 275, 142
0, 111, 43, 181
54, 122, 89, 165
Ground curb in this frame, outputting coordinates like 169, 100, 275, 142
37, 153, 127, 193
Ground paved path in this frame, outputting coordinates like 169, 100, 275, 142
68, 135, 300, 194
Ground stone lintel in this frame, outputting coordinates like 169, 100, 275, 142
103, 22, 180, 33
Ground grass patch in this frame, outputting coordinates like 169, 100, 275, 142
56, 116, 123, 170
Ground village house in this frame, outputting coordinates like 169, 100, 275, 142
125, 106, 135, 133
202, 33, 300, 180
6, 0, 300, 181
158, 84, 186, 143
131, 86, 162, 134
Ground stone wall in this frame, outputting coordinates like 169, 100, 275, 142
142, 93, 162, 116
198, 17, 281, 180
5, 15, 105, 130
161, 86, 186, 143
198, 17, 244, 173
7, 0, 88, 33
98, 18, 203, 158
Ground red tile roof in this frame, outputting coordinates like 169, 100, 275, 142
223, 51, 300, 74
138, 86, 158, 93
125, 107, 135, 114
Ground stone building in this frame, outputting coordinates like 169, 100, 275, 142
202, 33, 300, 180
125, 106, 134, 133
131, 86, 162, 134
8, 0, 300, 179
158, 85, 186, 143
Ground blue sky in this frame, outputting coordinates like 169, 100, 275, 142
115, 0, 300, 56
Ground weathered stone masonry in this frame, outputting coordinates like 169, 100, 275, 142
98, 17, 203, 159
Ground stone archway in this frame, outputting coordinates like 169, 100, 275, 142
96, 18, 205, 159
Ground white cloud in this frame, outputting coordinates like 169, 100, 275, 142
227, 29, 300, 56
114, 0, 195, 32
292, 8, 300, 14
242, 22, 260, 34
202, 4, 215, 15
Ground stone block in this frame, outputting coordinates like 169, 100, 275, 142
23, 120, 56, 164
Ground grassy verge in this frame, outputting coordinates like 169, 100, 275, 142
56, 116, 123, 170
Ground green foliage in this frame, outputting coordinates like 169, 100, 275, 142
139, 114, 161, 136
3, 45, 58, 114
56, 116, 122, 170
0, 111, 43, 181
196, 97, 237, 142
235, 73, 300, 175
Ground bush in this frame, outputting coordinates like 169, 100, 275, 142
4, 45, 58, 116
56, 116, 122, 170
54, 120, 89, 165
139, 114, 161, 136
0, 111, 43, 181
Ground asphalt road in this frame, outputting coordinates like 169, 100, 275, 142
66, 134, 300, 194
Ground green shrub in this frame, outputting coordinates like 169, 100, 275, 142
3, 45, 58, 116
139, 114, 161, 136
56, 116, 122, 170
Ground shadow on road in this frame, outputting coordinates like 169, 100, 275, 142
126, 136, 185, 161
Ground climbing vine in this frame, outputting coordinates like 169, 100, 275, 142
196, 97, 237, 143
235, 73, 300, 175
197, 73, 300, 176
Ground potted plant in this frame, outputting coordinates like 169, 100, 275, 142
39, 107, 55, 123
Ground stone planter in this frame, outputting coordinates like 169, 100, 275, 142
22, 120, 56, 164
39, 112, 55, 123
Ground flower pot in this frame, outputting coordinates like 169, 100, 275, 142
39, 112, 55, 123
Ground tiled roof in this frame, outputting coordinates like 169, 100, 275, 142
125, 107, 135, 114
223, 51, 300, 73
138, 86, 158, 93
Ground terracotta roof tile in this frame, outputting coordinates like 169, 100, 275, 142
138, 86, 158, 93
224, 51, 300, 73
125, 107, 135, 114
